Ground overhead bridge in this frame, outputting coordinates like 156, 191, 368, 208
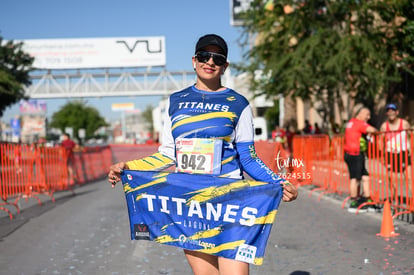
25, 67, 198, 98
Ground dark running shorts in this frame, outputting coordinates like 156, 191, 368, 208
344, 152, 369, 180
386, 151, 412, 173
66, 156, 74, 166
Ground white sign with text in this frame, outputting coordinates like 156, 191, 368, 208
19, 36, 166, 69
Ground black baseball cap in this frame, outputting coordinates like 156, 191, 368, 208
195, 34, 228, 58
385, 103, 398, 111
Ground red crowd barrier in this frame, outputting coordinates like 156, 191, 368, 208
254, 141, 278, 171
3, 136, 411, 221
291, 130, 413, 218
369, 130, 414, 218
0, 143, 113, 219
329, 135, 350, 196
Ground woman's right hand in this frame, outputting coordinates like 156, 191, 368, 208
108, 162, 129, 188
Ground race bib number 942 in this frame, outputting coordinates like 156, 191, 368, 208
176, 138, 222, 175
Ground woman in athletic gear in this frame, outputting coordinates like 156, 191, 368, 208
108, 34, 298, 275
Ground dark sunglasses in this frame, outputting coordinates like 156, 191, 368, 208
195, 51, 227, 66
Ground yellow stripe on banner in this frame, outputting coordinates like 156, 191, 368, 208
124, 177, 167, 194
254, 257, 264, 265
134, 193, 146, 201
171, 112, 237, 131
196, 240, 245, 254
154, 234, 178, 244
186, 180, 268, 205
153, 172, 170, 178
160, 222, 176, 233
254, 210, 277, 225
189, 226, 223, 240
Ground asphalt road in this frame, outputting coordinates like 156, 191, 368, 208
0, 178, 413, 275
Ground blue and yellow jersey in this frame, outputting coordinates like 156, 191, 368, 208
127, 85, 284, 184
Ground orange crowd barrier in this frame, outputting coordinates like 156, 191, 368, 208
2, 135, 412, 221
254, 141, 278, 171
0, 142, 113, 219
369, 130, 414, 218
290, 135, 332, 197
291, 130, 413, 218
255, 140, 309, 185
304, 135, 331, 198
329, 135, 350, 196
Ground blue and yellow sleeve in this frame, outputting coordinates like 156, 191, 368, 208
236, 141, 285, 184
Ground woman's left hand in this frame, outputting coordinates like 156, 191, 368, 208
281, 182, 298, 202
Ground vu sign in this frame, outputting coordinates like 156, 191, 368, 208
20, 36, 166, 69
116, 39, 162, 54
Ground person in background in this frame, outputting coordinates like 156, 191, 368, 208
108, 34, 298, 275
313, 123, 321, 134
61, 133, 77, 184
284, 124, 295, 152
303, 120, 312, 134
332, 123, 341, 134
38, 136, 47, 147
344, 107, 377, 213
271, 125, 286, 143
379, 103, 412, 201
14, 140, 22, 173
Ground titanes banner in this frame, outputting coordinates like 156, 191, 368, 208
121, 170, 283, 265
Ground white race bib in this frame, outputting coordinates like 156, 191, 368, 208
175, 138, 222, 175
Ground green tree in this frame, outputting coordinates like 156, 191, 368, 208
49, 100, 108, 141
0, 36, 34, 117
264, 100, 279, 132
238, 0, 413, 126
142, 105, 154, 134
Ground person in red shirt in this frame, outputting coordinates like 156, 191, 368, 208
344, 107, 377, 213
271, 125, 286, 143
61, 133, 77, 184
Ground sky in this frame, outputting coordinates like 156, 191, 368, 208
0, 0, 247, 123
